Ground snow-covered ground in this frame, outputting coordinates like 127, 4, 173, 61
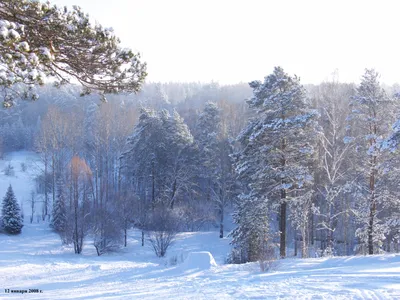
0, 151, 41, 206
1, 152, 400, 299
1, 223, 399, 299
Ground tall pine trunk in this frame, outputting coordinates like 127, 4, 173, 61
279, 200, 287, 258
280, 136, 287, 258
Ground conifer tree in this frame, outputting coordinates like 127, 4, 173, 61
234, 67, 319, 258
348, 69, 399, 254
1, 185, 23, 234
195, 102, 236, 238
230, 193, 272, 263
0, 0, 147, 107
51, 178, 67, 241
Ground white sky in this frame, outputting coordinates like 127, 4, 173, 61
51, 0, 400, 85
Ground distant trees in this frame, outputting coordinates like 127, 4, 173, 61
1, 185, 23, 234
6, 63, 400, 260
0, 0, 147, 107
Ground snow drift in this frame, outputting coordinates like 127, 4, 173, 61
182, 251, 217, 270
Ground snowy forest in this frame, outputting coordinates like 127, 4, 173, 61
3, 1, 400, 298
2, 0, 400, 268
2, 66, 400, 263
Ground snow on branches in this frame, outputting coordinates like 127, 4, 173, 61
0, 0, 147, 107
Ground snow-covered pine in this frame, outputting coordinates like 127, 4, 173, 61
121, 108, 194, 210
1, 185, 23, 234
51, 178, 67, 241
230, 193, 273, 263
347, 69, 400, 255
0, 0, 147, 107
194, 102, 236, 238
234, 66, 319, 258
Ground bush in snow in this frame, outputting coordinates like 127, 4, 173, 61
3, 163, 15, 176
146, 208, 180, 257
1, 185, 23, 234
20, 162, 27, 172
93, 207, 123, 256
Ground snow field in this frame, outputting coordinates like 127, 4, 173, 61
1, 223, 400, 300
0, 152, 400, 299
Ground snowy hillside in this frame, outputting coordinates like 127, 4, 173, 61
0, 222, 400, 299
0, 151, 399, 299
0, 151, 41, 212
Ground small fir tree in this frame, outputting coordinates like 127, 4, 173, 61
1, 185, 23, 234
51, 179, 67, 239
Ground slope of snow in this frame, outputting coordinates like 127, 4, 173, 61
0, 151, 400, 299
1, 222, 399, 300
0, 151, 42, 216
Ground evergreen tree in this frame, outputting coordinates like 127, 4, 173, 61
122, 108, 194, 209
230, 193, 272, 263
51, 178, 67, 241
1, 185, 23, 234
347, 69, 399, 255
0, 0, 147, 107
195, 102, 236, 238
234, 67, 319, 258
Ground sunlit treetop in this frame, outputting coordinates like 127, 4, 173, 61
0, 0, 147, 107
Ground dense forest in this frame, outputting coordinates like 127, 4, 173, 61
2, 67, 400, 262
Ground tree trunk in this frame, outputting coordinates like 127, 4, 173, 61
151, 161, 155, 210
52, 153, 56, 211
327, 202, 333, 250
279, 200, 287, 258
368, 155, 377, 255
169, 179, 177, 209
280, 134, 287, 259
368, 201, 376, 255
44, 157, 48, 220
219, 205, 224, 238
302, 227, 307, 258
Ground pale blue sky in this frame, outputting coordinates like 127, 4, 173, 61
51, 0, 400, 84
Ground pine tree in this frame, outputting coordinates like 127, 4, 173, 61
51, 178, 67, 239
195, 102, 236, 238
0, 0, 147, 107
347, 69, 399, 255
122, 108, 194, 209
230, 193, 272, 263
1, 185, 23, 234
234, 67, 319, 258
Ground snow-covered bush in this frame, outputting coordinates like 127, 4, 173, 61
3, 163, 14, 176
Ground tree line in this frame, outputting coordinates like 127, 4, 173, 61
2, 68, 400, 262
